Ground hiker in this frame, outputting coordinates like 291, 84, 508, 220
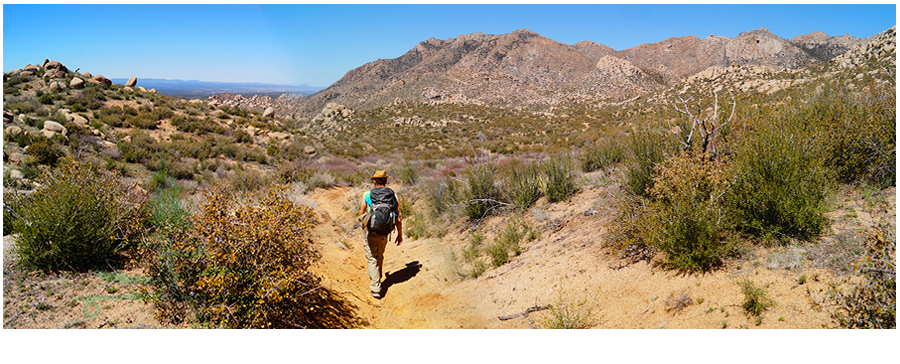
357, 170, 403, 299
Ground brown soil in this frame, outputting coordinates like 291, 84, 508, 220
2, 177, 893, 330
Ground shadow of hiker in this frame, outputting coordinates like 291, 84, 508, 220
381, 261, 422, 297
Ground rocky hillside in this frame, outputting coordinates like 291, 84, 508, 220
287, 27, 872, 115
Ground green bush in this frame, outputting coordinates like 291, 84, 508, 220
26, 136, 65, 166
38, 92, 62, 105
542, 154, 577, 203
740, 279, 774, 317
227, 167, 274, 192
425, 174, 462, 219
805, 84, 895, 188
148, 186, 192, 233
397, 161, 419, 186
464, 162, 506, 220
581, 137, 624, 173
502, 159, 543, 210
624, 128, 673, 198
539, 293, 594, 329
727, 108, 830, 242
5, 162, 148, 271
65, 94, 102, 112
648, 152, 735, 271
144, 184, 328, 328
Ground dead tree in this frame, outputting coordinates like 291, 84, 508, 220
672, 90, 736, 159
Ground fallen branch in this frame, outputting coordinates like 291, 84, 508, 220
498, 305, 549, 321
485, 262, 524, 279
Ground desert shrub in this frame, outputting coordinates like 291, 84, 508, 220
25, 136, 64, 166
805, 85, 895, 188
580, 137, 624, 173
647, 152, 735, 271
487, 220, 530, 267
830, 220, 895, 329
460, 232, 488, 277
5, 99, 40, 115
274, 158, 313, 184
233, 129, 252, 144
65, 94, 102, 112
502, 159, 543, 210
462, 231, 485, 263
740, 279, 774, 317
306, 171, 338, 190
168, 138, 205, 159
227, 167, 274, 192
396, 161, 419, 186
148, 161, 178, 192
98, 105, 126, 127
539, 293, 594, 329
4, 76, 30, 88
144, 184, 325, 328
464, 162, 506, 220
604, 195, 656, 263
5, 161, 148, 271
119, 130, 163, 166
727, 108, 830, 242
172, 115, 222, 135
486, 241, 510, 267
624, 127, 673, 198
38, 92, 63, 105
542, 154, 578, 203
425, 174, 462, 219
148, 185, 191, 233
403, 209, 428, 241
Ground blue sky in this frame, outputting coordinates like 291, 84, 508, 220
3, 3, 896, 87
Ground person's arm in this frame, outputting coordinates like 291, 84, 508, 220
358, 199, 367, 218
394, 215, 403, 246
394, 196, 403, 245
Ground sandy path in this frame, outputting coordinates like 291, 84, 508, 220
306, 183, 862, 329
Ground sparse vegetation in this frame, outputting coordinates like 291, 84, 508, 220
539, 294, 594, 329
740, 279, 774, 317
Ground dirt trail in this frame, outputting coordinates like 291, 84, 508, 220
306, 182, 878, 329
308, 186, 494, 328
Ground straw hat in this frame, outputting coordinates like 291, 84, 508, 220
372, 170, 389, 179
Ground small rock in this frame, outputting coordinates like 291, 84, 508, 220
126, 76, 137, 87
5, 125, 23, 136
70, 77, 84, 89
8, 153, 28, 165
263, 107, 276, 118
43, 120, 67, 135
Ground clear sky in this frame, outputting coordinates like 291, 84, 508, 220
3, 3, 896, 87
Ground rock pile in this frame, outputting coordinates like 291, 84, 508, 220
832, 26, 896, 69
311, 103, 353, 131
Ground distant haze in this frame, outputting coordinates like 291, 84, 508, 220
108, 78, 324, 99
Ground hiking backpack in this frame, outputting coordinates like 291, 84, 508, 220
367, 187, 397, 236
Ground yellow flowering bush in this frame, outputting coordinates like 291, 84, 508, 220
145, 184, 329, 328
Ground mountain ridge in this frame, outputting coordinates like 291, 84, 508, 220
293, 26, 874, 115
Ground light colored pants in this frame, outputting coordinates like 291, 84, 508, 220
364, 231, 389, 293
